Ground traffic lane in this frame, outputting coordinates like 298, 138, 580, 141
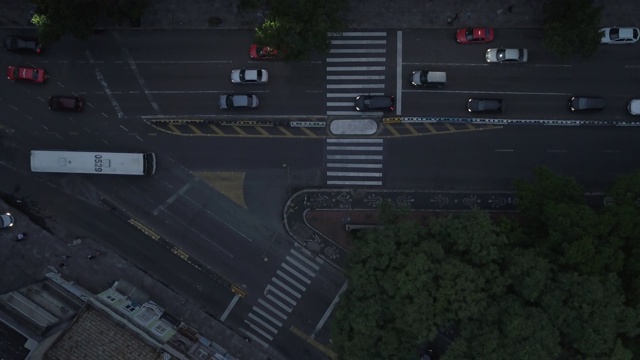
403, 28, 571, 66
385, 126, 640, 190
401, 90, 632, 120
116, 29, 256, 62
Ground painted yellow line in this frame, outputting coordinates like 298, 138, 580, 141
172, 247, 189, 260
384, 123, 401, 136
301, 127, 317, 137
278, 126, 293, 137
256, 126, 271, 136
404, 123, 419, 135
209, 124, 225, 135
444, 123, 456, 132
231, 285, 247, 298
167, 123, 182, 134
290, 326, 337, 359
233, 126, 248, 136
188, 124, 203, 135
423, 123, 437, 133
466, 123, 475, 130
128, 219, 160, 240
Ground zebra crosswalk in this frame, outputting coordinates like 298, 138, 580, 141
240, 244, 324, 347
326, 31, 388, 116
325, 138, 384, 186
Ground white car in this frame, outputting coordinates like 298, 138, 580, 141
230, 68, 268, 84
0, 213, 14, 228
628, 99, 640, 115
485, 48, 528, 63
600, 27, 640, 44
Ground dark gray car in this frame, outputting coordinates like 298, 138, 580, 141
467, 98, 503, 113
218, 94, 259, 109
569, 96, 605, 111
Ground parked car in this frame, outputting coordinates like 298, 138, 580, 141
600, 27, 640, 44
410, 70, 447, 88
218, 94, 259, 109
354, 95, 395, 111
249, 44, 282, 60
485, 48, 528, 63
3, 36, 41, 53
467, 98, 503, 113
7, 65, 47, 83
628, 99, 640, 115
456, 27, 494, 44
49, 96, 84, 111
230, 68, 269, 84
0, 213, 14, 228
569, 96, 605, 111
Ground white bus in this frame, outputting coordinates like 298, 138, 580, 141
30, 150, 156, 176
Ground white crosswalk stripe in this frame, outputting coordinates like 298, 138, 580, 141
325, 138, 384, 186
239, 245, 324, 347
326, 31, 388, 116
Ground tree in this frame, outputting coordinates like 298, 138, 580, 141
254, 0, 346, 59
542, 0, 603, 58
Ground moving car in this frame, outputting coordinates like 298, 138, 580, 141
569, 96, 605, 111
410, 70, 447, 88
485, 48, 528, 63
249, 44, 282, 60
467, 98, 503, 113
218, 94, 259, 109
230, 68, 269, 84
628, 99, 640, 115
49, 96, 84, 111
0, 213, 14, 228
3, 36, 41, 53
354, 95, 395, 111
456, 27, 494, 44
600, 27, 640, 44
7, 65, 47, 83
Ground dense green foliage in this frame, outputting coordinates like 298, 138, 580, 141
542, 0, 603, 58
332, 168, 640, 359
30, 0, 149, 44
254, 0, 346, 59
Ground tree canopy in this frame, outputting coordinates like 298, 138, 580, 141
253, 0, 346, 60
542, 0, 603, 58
30, 0, 149, 44
331, 168, 640, 359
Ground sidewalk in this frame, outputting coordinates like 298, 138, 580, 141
0, 0, 638, 30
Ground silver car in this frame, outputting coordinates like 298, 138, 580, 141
485, 48, 528, 63
230, 68, 269, 84
218, 94, 259, 109
0, 213, 14, 228
600, 27, 640, 44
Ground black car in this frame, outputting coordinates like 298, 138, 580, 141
569, 96, 605, 111
48, 96, 84, 111
467, 98, 503, 113
4, 36, 41, 53
354, 95, 395, 111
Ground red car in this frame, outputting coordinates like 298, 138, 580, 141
456, 28, 495, 44
249, 44, 283, 59
7, 65, 47, 83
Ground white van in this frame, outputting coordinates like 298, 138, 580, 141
628, 99, 640, 115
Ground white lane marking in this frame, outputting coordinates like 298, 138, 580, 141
328, 163, 383, 168
281, 263, 311, 284
327, 180, 383, 185
153, 178, 199, 215
327, 75, 385, 80
113, 32, 161, 115
219, 293, 241, 322
547, 149, 567, 153
327, 66, 385, 71
495, 149, 514, 152
240, 328, 270, 347
276, 270, 306, 292
311, 280, 348, 339
327, 84, 385, 89
327, 57, 386, 62
330, 40, 387, 45
258, 298, 288, 319
249, 312, 280, 332
327, 154, 384, 160
327, 171, 383, 177
244, 320, 274, 340
396, 30, 402, 115
327, 93, 383, 97
265, 284, 297, 306
86, 51, 124, 118
272, 277, 302, 298
327, 138, 383, 143
327, 110, 383, 115
330, 31, 387, 36
326, 146, 383, 151
252, 306, 284, 327
290, 248, 321, 270
330, 48, 386, 53
405, 89, 572, 96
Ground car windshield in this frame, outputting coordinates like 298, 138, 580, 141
31, 69, 39, 80
465, 28, 474, 40
496, 49, 506, 60
610, 28, 620, 40
12, 67, 18, 78
239, 70, 246, 81
226, 97, 234, 108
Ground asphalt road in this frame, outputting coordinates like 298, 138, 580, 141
2, 27, 640, 359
